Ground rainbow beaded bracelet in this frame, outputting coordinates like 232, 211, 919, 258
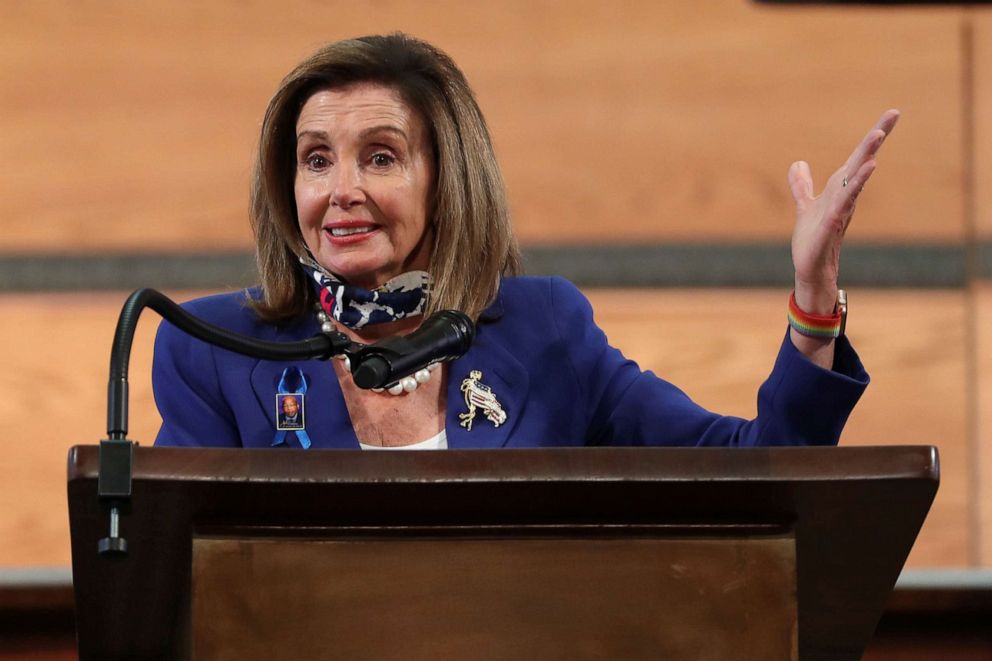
788, 289, 847, 339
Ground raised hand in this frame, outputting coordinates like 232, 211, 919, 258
786, 109, 900, 365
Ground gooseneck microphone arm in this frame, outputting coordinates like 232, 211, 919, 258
106, 288, 352, 441
99, 288, 353, 556
97, 288, 476, 557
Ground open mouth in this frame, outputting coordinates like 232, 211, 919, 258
329, 226, 375, 237
323, 221, 380, 244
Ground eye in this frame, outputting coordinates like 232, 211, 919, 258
370, 152, 395, 168
304, 153, 330, 171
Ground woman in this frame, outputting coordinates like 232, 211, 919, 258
153, 33, 898, 450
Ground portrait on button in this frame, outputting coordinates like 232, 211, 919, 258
276, 394, 305, 431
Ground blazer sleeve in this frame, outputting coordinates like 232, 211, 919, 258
152, 317, 242, 447
548, 277, 869, 447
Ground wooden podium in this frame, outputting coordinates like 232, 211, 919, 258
68, 445, 938, 660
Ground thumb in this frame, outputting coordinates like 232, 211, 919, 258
788, 161, 813, 210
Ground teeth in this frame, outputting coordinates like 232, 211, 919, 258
330, 226, 374, 237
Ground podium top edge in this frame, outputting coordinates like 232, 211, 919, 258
67, 445, 939, 486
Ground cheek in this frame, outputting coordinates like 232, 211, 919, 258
294, 182, 322, 229
395, 181, 432, 236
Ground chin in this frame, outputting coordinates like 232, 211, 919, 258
325, 262, 397, 288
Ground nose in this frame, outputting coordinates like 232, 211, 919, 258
329, 162, 366, 209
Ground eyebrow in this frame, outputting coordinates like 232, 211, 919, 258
295, 125, 410, 144
296, 129, 329, 143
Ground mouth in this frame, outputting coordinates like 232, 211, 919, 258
323, 220, 380, 244
329, 226, 375, 237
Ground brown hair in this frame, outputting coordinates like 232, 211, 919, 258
250, 33, 521, 322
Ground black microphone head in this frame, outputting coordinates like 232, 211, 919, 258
348, 310, 476, 390
352, 357, 391, 390
429, 309, 475, 352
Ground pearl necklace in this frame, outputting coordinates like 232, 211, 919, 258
317, 308, 439, 396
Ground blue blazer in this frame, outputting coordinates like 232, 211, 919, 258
153, 276, 868, 449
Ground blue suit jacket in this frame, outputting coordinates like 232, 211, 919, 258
153, 276, 868, 449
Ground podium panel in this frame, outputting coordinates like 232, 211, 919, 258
192, 533, 797, 660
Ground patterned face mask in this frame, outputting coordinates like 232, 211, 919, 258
301, 260, 430, 330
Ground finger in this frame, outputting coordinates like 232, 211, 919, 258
842, 128, 886, 176
841, 109, 900, 177
873, 108, 901, 137
829, 160, 876, 225
788, 160, 814, 209
846, 159, 877, 197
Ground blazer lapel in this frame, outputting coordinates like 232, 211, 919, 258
445, 318, 529, 449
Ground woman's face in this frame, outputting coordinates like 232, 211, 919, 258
294, 83, 434, 289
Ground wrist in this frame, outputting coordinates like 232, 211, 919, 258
788, 289, 847, 339
793, 278, 838, 316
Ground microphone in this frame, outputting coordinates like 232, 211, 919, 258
350, 310, 475, 389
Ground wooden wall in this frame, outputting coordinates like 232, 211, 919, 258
974, 11, 992, 568
1, 1, 990, 569
0, 1, 967, 249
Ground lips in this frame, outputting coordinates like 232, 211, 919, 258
323, 220, 380, 245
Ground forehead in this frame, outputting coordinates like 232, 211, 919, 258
296, 83, 422, 137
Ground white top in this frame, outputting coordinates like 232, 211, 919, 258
358, 428, 448, 451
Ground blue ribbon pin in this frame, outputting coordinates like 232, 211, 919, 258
272, 367, 312, 449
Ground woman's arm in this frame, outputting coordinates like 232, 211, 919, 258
545, 277, 867, 447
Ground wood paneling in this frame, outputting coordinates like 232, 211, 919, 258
193, 536, 796, 659
0, 293, 171, 567
0, 0, 984, 573
976, 284, 992, 565
975, 10, 992, 240
0, 1, 966, 253
0, 289, 968, 568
